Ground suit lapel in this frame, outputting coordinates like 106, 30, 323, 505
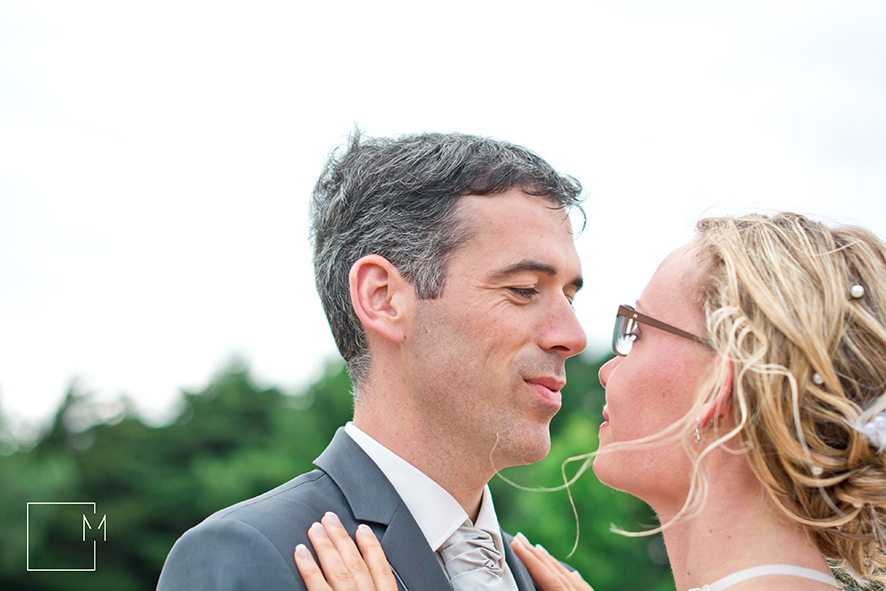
380, 503, 451, 591
314, 429, 402, 523
315, 429, 450, 591
503, 532, 538, 591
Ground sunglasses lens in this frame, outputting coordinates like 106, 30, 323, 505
612, 314, 636, 356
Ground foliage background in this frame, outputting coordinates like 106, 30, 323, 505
2, 353, 676, 590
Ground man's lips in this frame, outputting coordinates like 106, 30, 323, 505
524, 376, 565, 407
525, 376, 566, 392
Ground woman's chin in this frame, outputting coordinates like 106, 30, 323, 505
591, 451, 615, 486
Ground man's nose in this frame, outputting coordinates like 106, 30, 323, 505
539, 296, 587, 359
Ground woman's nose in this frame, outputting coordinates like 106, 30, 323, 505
598, 356, 620, 388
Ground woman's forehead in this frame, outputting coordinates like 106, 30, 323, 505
640, 243, 708, 316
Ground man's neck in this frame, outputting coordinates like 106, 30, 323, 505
353, 407, 488, 520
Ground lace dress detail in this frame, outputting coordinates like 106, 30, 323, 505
687, 564, 841, 591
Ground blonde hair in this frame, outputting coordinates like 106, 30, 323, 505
696, 212, 886, 585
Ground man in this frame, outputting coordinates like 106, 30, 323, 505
157, 131, 587, 590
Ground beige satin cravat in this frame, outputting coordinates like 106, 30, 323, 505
439, 523, 505, 590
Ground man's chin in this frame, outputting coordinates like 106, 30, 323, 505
495, 431, 552, 469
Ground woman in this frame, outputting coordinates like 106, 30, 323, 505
295, 213, 886, 590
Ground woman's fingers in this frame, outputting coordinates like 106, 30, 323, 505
294, 542, 333, 591
294, 512, 397, 591
510, 533, 594, 591
354, 524, 398, 591
510, 534, 565, 591
307, 512, 375, 591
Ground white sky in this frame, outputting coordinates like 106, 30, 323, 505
1, 1, 885, 432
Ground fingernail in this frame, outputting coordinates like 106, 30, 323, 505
324, 511, 341, 526
295, 544, 311, 559
515, 532, 529, 546
357, 524, 375, 538
310, 522, 327, 536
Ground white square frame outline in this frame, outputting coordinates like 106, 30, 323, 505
26, 502, 97, 572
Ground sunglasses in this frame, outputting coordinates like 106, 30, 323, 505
612, 304, 711, 356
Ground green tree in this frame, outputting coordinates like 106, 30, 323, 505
0, 360, 354, 591
0, 353, 680, 591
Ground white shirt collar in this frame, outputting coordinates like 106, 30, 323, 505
344, 422, 505, 554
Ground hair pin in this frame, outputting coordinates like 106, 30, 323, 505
812, 373, 824, 385
850, 284, 865, 299
854, 410, 886, 452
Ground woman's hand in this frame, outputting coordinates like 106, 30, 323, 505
294, 512, 398, 591
510, 533, 594, 591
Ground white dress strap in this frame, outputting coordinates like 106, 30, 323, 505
688, 564, 841, 591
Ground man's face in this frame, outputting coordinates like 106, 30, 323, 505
401, 189, 586, 473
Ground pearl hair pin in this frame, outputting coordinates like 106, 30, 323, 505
850, 284, 865, 299
854, 410, 886, 452
812, 373, 824, 385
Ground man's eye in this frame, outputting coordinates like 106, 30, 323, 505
509, 287, 539, 299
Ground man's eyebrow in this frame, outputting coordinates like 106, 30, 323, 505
489, 260, 584, 291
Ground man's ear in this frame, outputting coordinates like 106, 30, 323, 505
349, 255, 411, 344
698, 359, 734, 427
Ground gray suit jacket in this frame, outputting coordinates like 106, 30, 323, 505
157, 428, 539, 590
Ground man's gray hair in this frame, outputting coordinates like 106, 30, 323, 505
310, 130, 583, 387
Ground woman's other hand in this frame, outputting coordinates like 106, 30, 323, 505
294, 512, 398, 591
510, 533, 594, 591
